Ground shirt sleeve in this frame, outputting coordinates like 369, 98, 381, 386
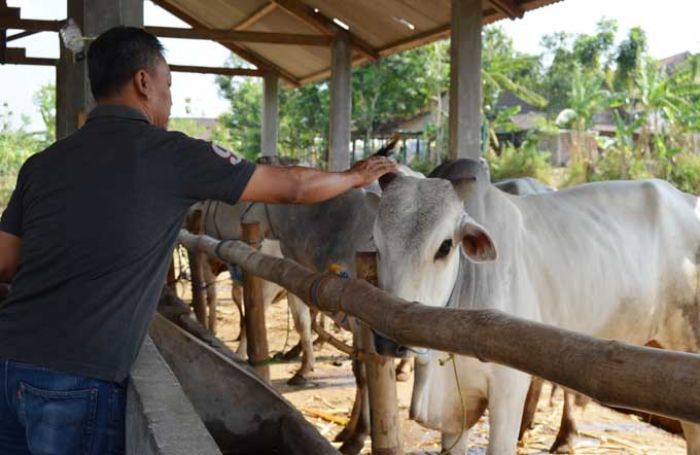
0, 173, 24, 238
170, 132, 257, 204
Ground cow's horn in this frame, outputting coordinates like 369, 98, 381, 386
373, 134, 400, 158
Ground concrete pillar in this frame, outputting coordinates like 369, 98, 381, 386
328, 31, 352, 171
261, 73, 279, 157
57, 0, 143, 139
448, 0, 482, 160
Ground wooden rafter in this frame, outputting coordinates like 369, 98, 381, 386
0, 17, 330, 47
234, 3, 277, 30
0, 7, 19, 19
169, 64, 263, 77
144, 25, 330, 46
489, 0, 524, 19
6, 30, 39, 42
271, 0, 379, 60
0, 47, 56, 66
150, 0, 300, 86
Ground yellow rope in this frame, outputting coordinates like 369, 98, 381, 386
438, 353, 468, 454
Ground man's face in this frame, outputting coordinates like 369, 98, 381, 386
147, 58, 172, 129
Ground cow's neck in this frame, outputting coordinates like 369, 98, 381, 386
454, 185, 528, 315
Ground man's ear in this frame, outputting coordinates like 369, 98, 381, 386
458, 216, 497, 263
133, 69, 150, 98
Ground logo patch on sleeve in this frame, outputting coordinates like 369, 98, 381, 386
211, 143, 241, 165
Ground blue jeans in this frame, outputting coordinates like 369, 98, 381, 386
0, 359, 126, 455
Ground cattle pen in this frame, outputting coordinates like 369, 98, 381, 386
177, 225, 700, 454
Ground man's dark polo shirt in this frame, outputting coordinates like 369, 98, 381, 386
0, 105, 256, 382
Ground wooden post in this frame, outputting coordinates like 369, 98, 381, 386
241, 222, 270, 380
166, 255, 177, 292
187, 250, 208, 327
57, 0, 143, 139
448, 0, 482, 159
356, 252, 402, 455
328, 31, 352, 171
261, 72, 279, 157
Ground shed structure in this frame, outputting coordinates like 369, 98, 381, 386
1, 0, 562, 167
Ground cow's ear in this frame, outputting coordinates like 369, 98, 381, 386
458, 216, 497, 263
452, 177, 478, 202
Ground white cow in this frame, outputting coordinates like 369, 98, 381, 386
373, 159, 700, 454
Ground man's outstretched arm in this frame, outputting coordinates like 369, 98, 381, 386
240, 156, 397, 204
0, 231, 21, 282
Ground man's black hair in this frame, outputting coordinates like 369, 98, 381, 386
87, 26, 165, 100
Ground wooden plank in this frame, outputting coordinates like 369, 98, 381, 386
169, 64, 263, 77
234, 3, 277, 30
151, 0, 300, 86
271, 0, 379, 60
0, 47, 57, 66
489, 0, 524, 18
0, 17, 64, 32
144, 25, 331, 46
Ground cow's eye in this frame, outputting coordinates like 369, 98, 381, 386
434, 239, 453, 260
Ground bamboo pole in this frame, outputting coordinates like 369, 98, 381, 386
178, 230, 700, 423
241, 222, 270, 381
356, 252, 402, 455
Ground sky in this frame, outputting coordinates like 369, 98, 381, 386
1, 0, 699, 131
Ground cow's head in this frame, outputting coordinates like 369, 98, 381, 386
372, 165, 497, 356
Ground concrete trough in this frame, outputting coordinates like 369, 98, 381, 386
148, 313, 339, 455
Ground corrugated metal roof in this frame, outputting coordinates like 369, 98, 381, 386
154, 0, 564, 86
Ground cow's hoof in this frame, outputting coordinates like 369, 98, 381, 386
334, 427, 350, 443
287, 373, 309, 386
549, 437, 575, 453
338, 433, 367, 455
282, 343, 303, 360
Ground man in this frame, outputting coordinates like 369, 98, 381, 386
0, 27, 396, 454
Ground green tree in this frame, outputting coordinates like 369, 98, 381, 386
351, 46, 435, 158
33, 83, 56, 144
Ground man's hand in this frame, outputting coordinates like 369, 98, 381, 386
0, 231, 21, 282
345, 156, 399, 189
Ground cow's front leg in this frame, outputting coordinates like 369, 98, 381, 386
550, 390, 579, 453
287, 293, 315, 385
487, 367, 530, 455
681, 422, 700, 455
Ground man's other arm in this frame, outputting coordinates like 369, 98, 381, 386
0, 231, 21, 282
240, 156, 397, 204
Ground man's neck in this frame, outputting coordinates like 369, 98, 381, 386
95, 95, 152, 124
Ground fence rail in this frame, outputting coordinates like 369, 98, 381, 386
178, 228, 700, 424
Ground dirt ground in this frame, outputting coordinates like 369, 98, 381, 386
178, 277, 686, 455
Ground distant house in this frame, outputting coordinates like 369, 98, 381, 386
659, 52, 692, 74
